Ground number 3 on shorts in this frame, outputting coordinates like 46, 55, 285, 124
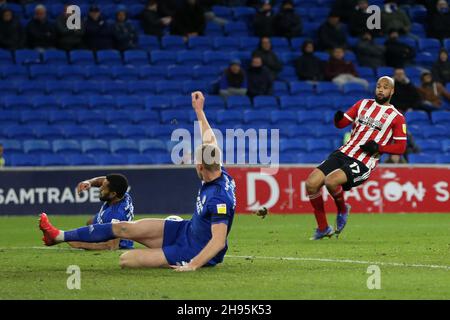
349, 162, 360, 174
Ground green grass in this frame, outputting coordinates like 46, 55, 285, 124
0, 214, 449, 300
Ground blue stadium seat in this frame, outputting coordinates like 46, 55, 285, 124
81, 139, 110, 154
306, 139, 332, 152
239, 36, 259, 51
224, 22, 248, 36
193, 65, 221, 81
46, 81, 74, 95
212, 5, 233, 18
0, 110, 20, 126
77, 110, 106, 125
118, 125, 148, 139
431, 111, 450, 125
408, 154, 436, 164
97, 154, 127, 165
167, 65, 194, 80
101, 81, 129, 96
127, 81, 155, 95
15, 49, 41, 65
298, 152, 329, 164
106, 110, 133, 126
150, 50, 177, 65
48, 111, 77, 125
4, 96, 33, 110
273, 81, 289, 95
408, 125, 424, 139
271, 110, 299, 125
415, 139, 441, 152
21, 110, 49, 125
0, 65, 29, 80
4, 125, 35, 139
85, 66, 113, 80
70, 50, 95, 65
182, 80, 208, 94
280, 52, 296, 64
315, 82, 341, 95
42, 49, 67, 65
171, 95, 192, 109
443, 139, 450, 153
0, 49, 13, 65
146, 126, 178, 139
18, 81, 46, 96
138, 35, 160, 50
205, 22, 224, 36
253, 96, 278, 109
145, 95, 172, 110
270, 37, 291, 51
406, 111, 429, 125
422, 125, 449, 139
204, 51, 231, 66
66, 154, 97, 166
155, 81, 183, 94
8, 154, 39, 166
160, 110, 190, 124
216, 110, 243, 124
0, 140, 22, 155
279, 96, 307, 109
277, 66, 297, 81
123, 50, 149, 65
117, 95, 146, 110
127, 154, 154, 165
226, 96, 251, 109
23, 140, 51, 154
280, 139, 307, 152
139, 139, 167, 154
32, 96, 60, 110
131, 111, 159, 125
139, 65, 168, 80
308, 7, 329, 21
62, 126, 93, 140
29, 65, 58, 80
316, 126, 341, 139
97, 50, 122, 65
243, 110, 271, 124
436, 154, 450, 164
298, 111, 324, 124
232, 6, 256, 20
92, 126, 122, 139
52, 140, 82, 155
161, 35, 186, 50
57, 65, 86, 80
213, 37, 240, 51
176, 50, 204, 65
342, 82, 368, 95
279, 153, 299, 164
112, 65, 140, 81
188, 36, 213, 50
60, 95, 89, 109
289, 81, 315, 95
89, 95, 116, 110
33, 126, 64, 140
306, 96, 335, 110
0, 81, 18, 95
110, 139, 139, 155
418, 38, 441, 55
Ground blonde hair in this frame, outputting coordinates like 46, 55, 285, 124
194, 144, 221, 171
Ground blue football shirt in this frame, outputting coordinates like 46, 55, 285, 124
188, 168, 236, 263
93, 192, 134, 249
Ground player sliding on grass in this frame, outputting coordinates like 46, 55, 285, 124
39, 91, 237, 272
43, 174, 134, 250
306, 76, 407, 240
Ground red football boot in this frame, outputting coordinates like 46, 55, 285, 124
39, 213, 61, 246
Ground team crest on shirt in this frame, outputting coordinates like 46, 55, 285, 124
382, 113, 389, 119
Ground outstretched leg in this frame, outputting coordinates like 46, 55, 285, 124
39, 213, 165, 249
305, 169, 328, 231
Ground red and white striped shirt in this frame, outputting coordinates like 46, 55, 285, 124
338, 99, 407, 169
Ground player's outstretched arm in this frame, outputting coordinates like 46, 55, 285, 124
192, 91, 218, 147
171, 223, 227, 272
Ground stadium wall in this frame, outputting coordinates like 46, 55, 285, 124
0, 165, 448, 215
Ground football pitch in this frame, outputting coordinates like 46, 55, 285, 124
0, 214, 449, 300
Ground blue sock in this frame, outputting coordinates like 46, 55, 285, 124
64, 223, 114, 242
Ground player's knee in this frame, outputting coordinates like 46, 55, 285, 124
113, 222, 130, 238
306, 175, 322, 194
324, 175, 339, 190
119, 252, 134, 268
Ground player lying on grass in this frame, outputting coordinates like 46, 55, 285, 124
306, 76, 407, 240
39, 91, 237, 272
41, 174, 134, 250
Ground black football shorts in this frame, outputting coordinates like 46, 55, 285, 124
317, 150, 371, 191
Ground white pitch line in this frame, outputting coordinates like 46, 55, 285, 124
1, 247, 449, 270
226, 255, 450, 271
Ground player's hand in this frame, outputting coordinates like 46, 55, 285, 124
171, 263, 198, 272
334, 110, 345, 123
360, 140, 379, 155
76, 180, 91, 194
191, 91, 205, 113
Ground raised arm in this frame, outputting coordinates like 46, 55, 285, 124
76, 176, 106, 194
192, 91, 218, 147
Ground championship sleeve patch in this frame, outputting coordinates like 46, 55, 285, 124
402, 124, 407, 134
216, 203, 227, 214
